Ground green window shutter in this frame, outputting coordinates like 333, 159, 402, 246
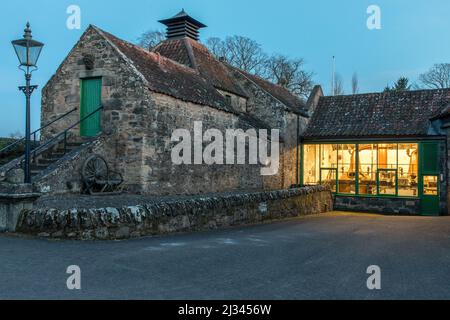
80, 78, 102, 137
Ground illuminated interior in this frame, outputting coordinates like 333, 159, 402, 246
303, 143, 419, 197
423, 176, 438, 195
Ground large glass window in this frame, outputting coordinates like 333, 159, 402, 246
338, 144, 356, 194
398, 143, 418, 197
303, 142, 421, 198
377, 144, 397, 195
319, 145, 338, 192
321, 168, 337, 193
377, 144, 397, 170
303, 145, 320, 185
358, 144, 377, 195
320, 144, 338, 169
378, 169, 397, 196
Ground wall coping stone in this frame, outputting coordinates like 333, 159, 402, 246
17, 185, 332, 240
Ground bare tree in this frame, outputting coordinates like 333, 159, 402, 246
418, 63, 450, 89
206, 35, 267, 75
137, 30, 166, 49
264, 54, 314, 99
333, 73, 345, 95
205, 37, 228, 60
352, 72, 359, 94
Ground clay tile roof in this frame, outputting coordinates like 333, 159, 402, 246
153, 38, 248, 98
151, 38, 194, 67
98, 28, 234, 113
303, 89, 450, 139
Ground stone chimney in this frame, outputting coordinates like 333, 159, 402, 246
158, 9, 207, 41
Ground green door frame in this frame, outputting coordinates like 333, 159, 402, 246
80, 77, 102, 137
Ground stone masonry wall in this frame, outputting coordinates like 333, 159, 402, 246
16, 186, 333, 240
229, 69, 309, 189
142, 92, 272, 195
334, 196, 420, 215
41, 27, 150, 193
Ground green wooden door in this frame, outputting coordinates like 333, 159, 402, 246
419, 142, 440, 216
80, 78, 102, 137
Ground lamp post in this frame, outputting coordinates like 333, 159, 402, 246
11, 23, 44, 183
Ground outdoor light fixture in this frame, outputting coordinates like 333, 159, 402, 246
12, 23, 44, 68
11, 22, 44, 183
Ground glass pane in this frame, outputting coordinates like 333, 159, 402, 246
378, 170, 397, 195
321, 169, 337, 193
303, 145, 320, 185
398, 143, 418, 197
13, 43, 28, 66
423, 176, 438, 196
320, 144, 338, 169
378, 144, 397, 170
338, 144, 356, 194
358, 144, 377, 195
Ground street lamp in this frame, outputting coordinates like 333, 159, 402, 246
11, 22, 44, 183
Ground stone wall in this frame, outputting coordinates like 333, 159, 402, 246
0, 183, 40, 232
16, 186, 333, 240
334, 196, 420, 215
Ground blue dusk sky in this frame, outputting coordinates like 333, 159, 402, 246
0, 0, 449, 136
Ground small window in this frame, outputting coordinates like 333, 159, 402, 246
423, 176, 438, 196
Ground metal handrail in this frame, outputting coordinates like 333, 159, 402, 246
32, 106, 103, 159
0, 107, 78, 155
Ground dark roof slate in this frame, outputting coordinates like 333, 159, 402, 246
303, 89, 450, 138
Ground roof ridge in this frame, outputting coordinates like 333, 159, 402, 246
90, 25, 150, 86
99, 28, 199, 74
182, 37, 198, 70
321, 87, 450, 99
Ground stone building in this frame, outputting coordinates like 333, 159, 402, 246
35, 10, 309, 196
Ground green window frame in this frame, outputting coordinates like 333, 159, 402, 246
302, 142, 430, 199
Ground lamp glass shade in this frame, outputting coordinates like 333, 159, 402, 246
12, 38, 44, 67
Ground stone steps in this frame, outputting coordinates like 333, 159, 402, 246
29, 140, 85, 178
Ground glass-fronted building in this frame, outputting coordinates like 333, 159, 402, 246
302, 88, 450, 216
